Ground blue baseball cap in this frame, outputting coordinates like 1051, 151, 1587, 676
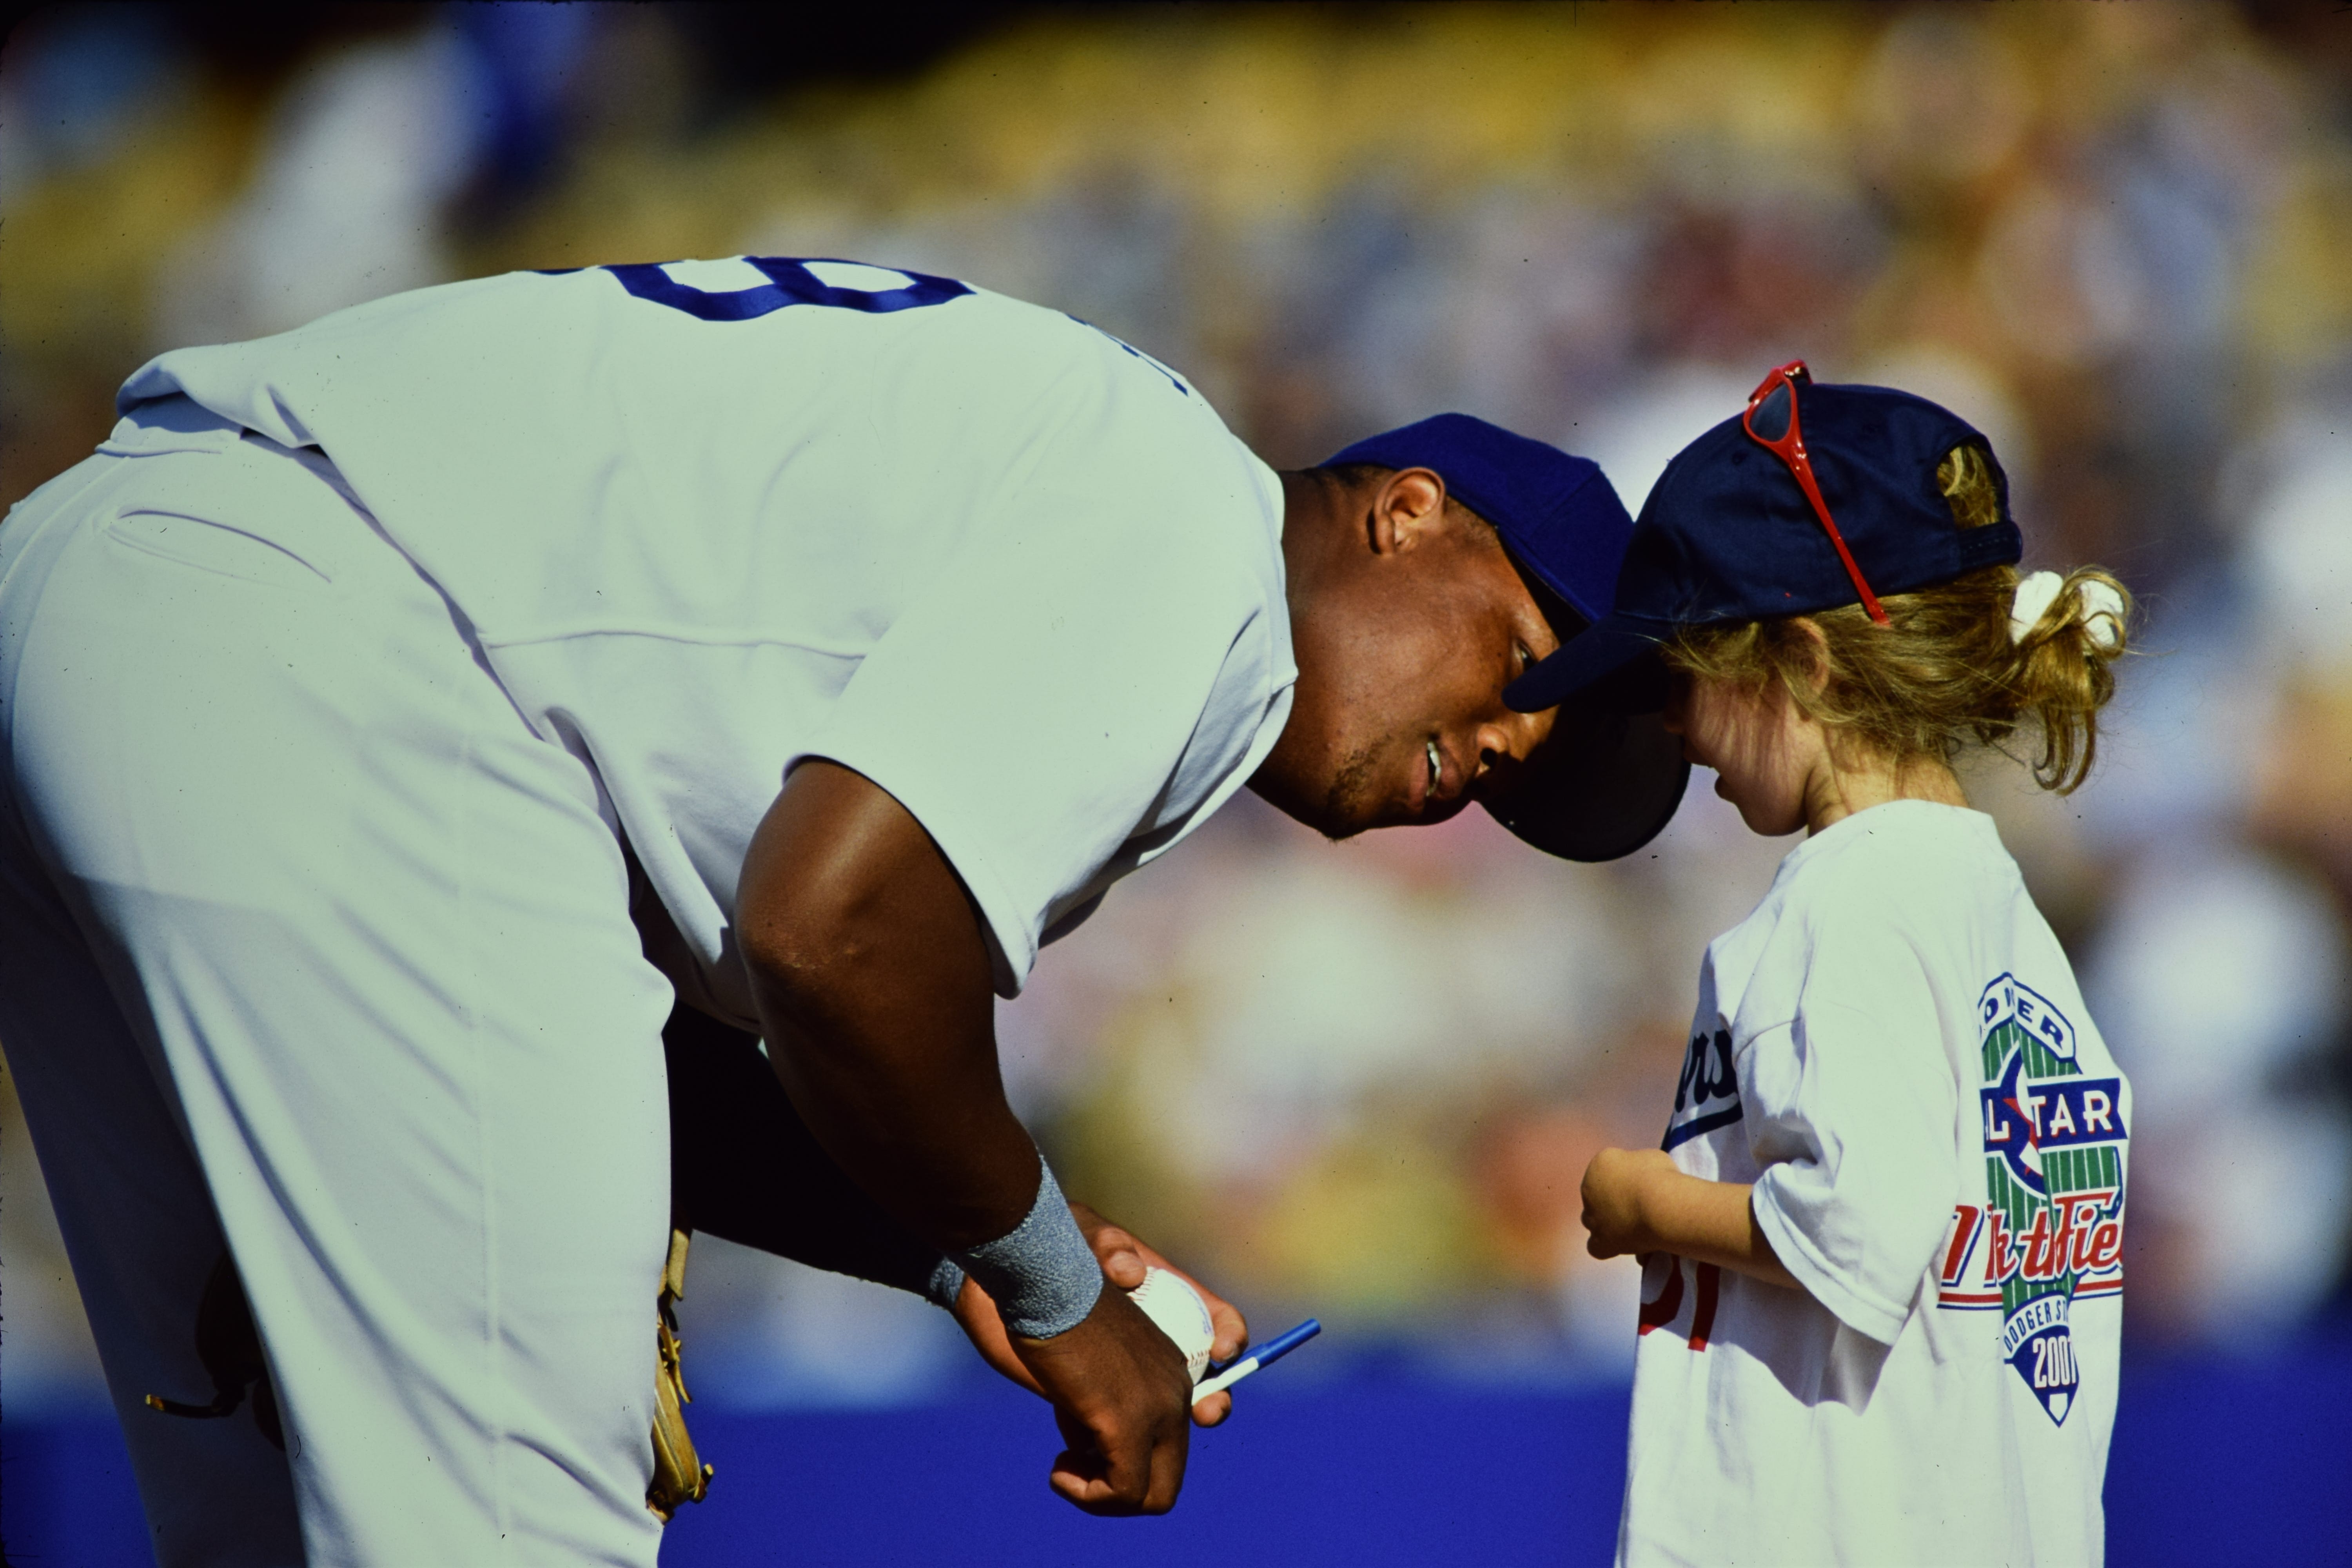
1322, 413, 1690, 862
1506, 375, 2025, 713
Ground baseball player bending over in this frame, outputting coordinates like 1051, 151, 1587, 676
0, 255, 1682, 1564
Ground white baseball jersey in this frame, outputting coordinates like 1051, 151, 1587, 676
1620, 802, 2129, 1566
120, 257, 1296, 1009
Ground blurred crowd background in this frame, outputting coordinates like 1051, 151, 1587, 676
5, 0, 2351, 1421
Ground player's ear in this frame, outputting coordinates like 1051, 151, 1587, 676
1368, 467, 1446, 557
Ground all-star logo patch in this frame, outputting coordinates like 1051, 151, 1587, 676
1933, 974, 2126, 1427
1662, 1025, 1742, 1152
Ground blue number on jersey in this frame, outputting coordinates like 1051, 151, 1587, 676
566, 257, 1191, 396
592, 256, 973, 321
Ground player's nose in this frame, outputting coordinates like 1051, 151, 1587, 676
1473, 706, 1554, 780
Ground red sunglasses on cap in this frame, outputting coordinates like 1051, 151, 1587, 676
1743, 361, 1890, 626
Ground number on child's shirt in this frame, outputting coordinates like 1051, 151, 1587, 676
1638, 1257, 1724, 1351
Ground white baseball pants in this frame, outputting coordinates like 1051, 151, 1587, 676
0, 410, 674, 1565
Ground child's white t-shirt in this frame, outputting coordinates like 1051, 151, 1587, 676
1619, 801, 2130, 1567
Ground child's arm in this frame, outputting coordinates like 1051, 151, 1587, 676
1580, 1147, 1800, 1290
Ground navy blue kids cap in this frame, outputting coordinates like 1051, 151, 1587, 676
1506, 368, 2025, 714
1323, 413, 1690, 862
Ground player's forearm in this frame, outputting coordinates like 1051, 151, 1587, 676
1581, 1147, 1799, 1289
738, 760, 1043, 1252
754, 959, 1036, 1252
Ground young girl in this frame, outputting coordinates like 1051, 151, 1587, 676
1550, 364, 2132, 1564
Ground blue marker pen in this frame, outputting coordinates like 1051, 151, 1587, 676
1193, 1318, 1321, 1401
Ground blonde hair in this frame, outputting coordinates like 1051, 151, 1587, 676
1663, 445, 2131, 794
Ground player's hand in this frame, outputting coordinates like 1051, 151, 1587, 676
949, 1274, 1048, 1397
951, 1203, 1248, 1428
1069, 1201, 1246, 1428
1011, 1278, 1195, 1515
1581, 1146, 1676, 1260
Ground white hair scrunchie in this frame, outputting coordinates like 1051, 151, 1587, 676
2010, 570, 2124, 653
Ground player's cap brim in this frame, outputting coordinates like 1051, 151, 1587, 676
1477, 699, 1691, 862
1503, 617, 1669, 715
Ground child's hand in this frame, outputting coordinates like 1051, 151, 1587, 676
1580, 1147, 1678, 1260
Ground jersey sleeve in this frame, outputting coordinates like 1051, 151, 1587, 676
802, 465, 1287, 996
1743, 917, 1961, 1345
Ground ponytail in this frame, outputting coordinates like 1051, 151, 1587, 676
2004, 565, 2129, 793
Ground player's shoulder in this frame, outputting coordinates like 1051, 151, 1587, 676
965, 295, 1225, 436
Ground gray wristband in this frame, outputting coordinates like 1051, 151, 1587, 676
924, 1256, 967, 1310
949, 1158, 1103, 1339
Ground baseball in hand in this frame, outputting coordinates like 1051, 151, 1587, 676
1125, 1267, 1216, 1383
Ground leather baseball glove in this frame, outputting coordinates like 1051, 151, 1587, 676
647, 1227, 713, 1521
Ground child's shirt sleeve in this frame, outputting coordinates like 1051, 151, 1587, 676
1742, 915, 1961, 1345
